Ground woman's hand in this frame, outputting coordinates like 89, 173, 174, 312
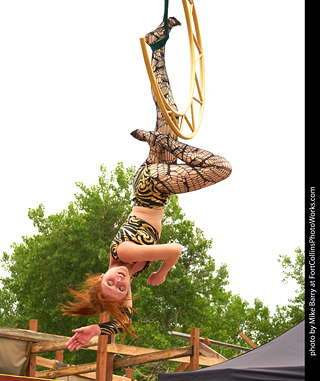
146, 244, 183, 286
147, 271, 166, 286
66, 324, 101, 351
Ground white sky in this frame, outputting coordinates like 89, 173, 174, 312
0, 1, 304, 313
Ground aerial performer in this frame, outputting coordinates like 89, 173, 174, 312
63, 9, 232, 352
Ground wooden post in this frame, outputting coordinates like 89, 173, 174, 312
27, 319, 38, 377
96, 312, 109, 381
203, 337, 211, 347
56, 350, 64, 362
189, 328, 200, 371
96, 312, 115, 381
106, 334, 115, 381
125, 368, 133, 380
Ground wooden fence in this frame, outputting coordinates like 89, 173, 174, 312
0, 316, 254, 381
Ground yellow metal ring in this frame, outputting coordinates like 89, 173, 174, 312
140, 0, 205, 140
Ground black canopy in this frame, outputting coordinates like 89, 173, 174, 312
158, 320, 305, 381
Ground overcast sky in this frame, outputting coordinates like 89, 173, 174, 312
0, 0, 304, 313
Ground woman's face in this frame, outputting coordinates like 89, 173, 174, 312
100, 266, 131, 300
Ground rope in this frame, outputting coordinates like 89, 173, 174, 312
151, 0, 169, 51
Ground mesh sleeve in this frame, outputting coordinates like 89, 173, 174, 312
98, 307, 133, 336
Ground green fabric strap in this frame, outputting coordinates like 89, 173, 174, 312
151, 0, 169, 52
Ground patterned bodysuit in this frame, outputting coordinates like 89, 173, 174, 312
99, 17, 232, 336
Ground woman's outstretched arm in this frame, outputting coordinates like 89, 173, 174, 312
66, 287, 133, 351
66, 306, 134, 351
66, 324, 101, 351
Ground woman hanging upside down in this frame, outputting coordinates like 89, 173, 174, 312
63, 17, 232, 351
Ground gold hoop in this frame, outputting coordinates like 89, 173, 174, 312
140, 0, 205, 140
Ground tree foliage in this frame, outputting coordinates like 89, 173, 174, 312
0, 163, 304, 379
271, 247, 305, 332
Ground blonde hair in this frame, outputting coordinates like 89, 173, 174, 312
61, 273, 136, 338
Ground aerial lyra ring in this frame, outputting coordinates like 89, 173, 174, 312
140, 0, 205, 140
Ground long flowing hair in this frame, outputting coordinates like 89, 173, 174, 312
61, 273, 136, 338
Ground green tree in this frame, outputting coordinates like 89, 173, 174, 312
0, 163, 135, 364
270, 247, 305, 333
238, 247, 305, 348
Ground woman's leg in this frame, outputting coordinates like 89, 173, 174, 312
136, 20, 232, 194
131, 130, 232, 195
144, 18, 181, 165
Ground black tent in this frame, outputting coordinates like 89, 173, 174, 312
158, 321, 305, 381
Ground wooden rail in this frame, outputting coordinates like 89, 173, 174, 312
1, 320, 229, 380
114, 346, 193, 369
168, 330, 251, 352
0, 326, 70, 343
239, 332, 257, 349
36, 363, 97, 379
